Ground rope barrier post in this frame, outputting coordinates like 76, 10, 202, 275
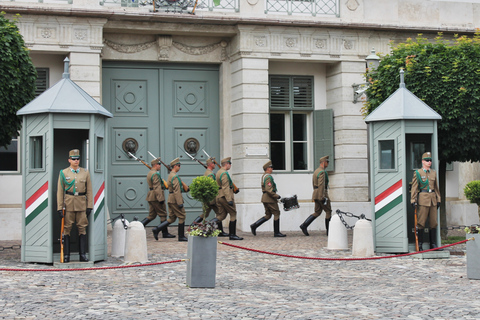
466, 234, 480, 280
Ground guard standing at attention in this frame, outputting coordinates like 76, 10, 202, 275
141, 158, 175, 239
152, 158, 189, 242
57, 149, 93, 262
250, 160, 285, 237
191, 157, 229, 236
300, 155, 332, 236
211, 157, 243, 240
410, 152, 441, 250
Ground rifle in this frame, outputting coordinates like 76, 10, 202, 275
414, 202, 419, 252
184, 150, 207, 169
128, 152, 168, 189
60, 191, 65, 263
148, 151, 189, 192
127, 152, 151, 170
202, 149, 239, 194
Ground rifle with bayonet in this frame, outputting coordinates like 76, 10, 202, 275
127, 152, 152, 170
60, 191, 66, 263
184, 150, 207, 169
148, 151, 189, 192
202, 149, 240, 194
127, 152, 168, 189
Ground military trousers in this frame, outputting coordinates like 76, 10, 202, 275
167, 203, 186, 224
216, 197, 237, 222
262, 202, 280, 221
201, 201, 219, 219
312, 199, 332, 219
64, 210, 88, 236
417, 205, 438, 229
147, 201, 167, 221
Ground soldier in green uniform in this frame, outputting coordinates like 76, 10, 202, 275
56, 149, 93, 262
152, 158, 189, 242
250, 160, 285, 237
191, 157, 229, 236
410, 152, 441, 250
212, 157, 243, 240
141, 158, 175, 239
300, 155, 332, 236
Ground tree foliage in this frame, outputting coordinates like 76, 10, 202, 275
363, 32, 480, 163
0, 12, 36, 148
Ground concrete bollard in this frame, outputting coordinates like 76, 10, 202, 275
111, 218, 129, 258
124, 220, 149, 264
327, 213, 348, 250
352, 219, 374, 257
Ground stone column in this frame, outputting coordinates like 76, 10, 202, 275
326, 60, 370, 207
68, 52, 102, 103
229, 56, 269, 228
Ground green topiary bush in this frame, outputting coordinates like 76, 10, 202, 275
464, 180, 480, 206
188, 176, 219, 237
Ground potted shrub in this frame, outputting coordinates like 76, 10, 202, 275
186, 176, 220, 288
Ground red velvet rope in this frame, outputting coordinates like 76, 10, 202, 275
219, 239, 472, 261
0, 259, 185, 272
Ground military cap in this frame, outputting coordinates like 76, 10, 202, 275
151, 158, 161, 166
319, 155, 329, 163
221, 157, 231, 165
263, 160, 272, 171
69, 149, 80, 159
422, 152, 432, 160
170, 157, 181, 167
206, 157, 215, 165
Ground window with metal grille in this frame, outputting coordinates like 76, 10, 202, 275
269, 75, 313, 171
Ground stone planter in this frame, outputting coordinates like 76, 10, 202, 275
186, 235, 218, 288
466, 233, 480, 280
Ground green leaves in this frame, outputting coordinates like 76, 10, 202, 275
189, 175, 219, 205
365, 32, 480, 163
464, 180, 480, 206
0, 12, 36, 148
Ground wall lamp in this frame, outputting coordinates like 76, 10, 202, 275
352, 48, 380, 104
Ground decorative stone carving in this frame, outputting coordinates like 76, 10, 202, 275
40, 28, 54, 39
157, 35, 172, 61
346, 0, 359, 11
104, 39, 156, 53
344, 40, 354, 50
74, 29, 88, 41
315, 39, 327, 49
255, 36, 267, 47
285, 38, 297, 48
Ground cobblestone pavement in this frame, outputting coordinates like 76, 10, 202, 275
0, 228, 477, 320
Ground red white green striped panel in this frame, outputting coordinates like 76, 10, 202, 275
94, 182, 105, 221
25, 181, 48, 226
375, 179, 403, 220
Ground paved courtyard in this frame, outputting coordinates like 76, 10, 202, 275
0, 227, 477, 320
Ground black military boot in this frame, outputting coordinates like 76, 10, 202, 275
229, 220, 244, 240
178, 223, 188, 242
211, 218, 229, 237
299, 215, 317, 236
191, 216, 203, 227
429, 228, 438, 249
153, 221, 170, 241
250, 217, 268, 236
273, 219, 286, 237
63, 235, 70, 263
79, 234, 89, 262
325, 218, 331, 236
417, 229, 424, 251
162, 222, 176, 238
141, 218, 151, 227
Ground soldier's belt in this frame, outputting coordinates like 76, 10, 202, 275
66, 191, 86, 196
420, 190, 433, 193
313, 186, 318, 189
149, 188, 154, 190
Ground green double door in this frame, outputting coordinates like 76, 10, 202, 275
102, 63, 220, 224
